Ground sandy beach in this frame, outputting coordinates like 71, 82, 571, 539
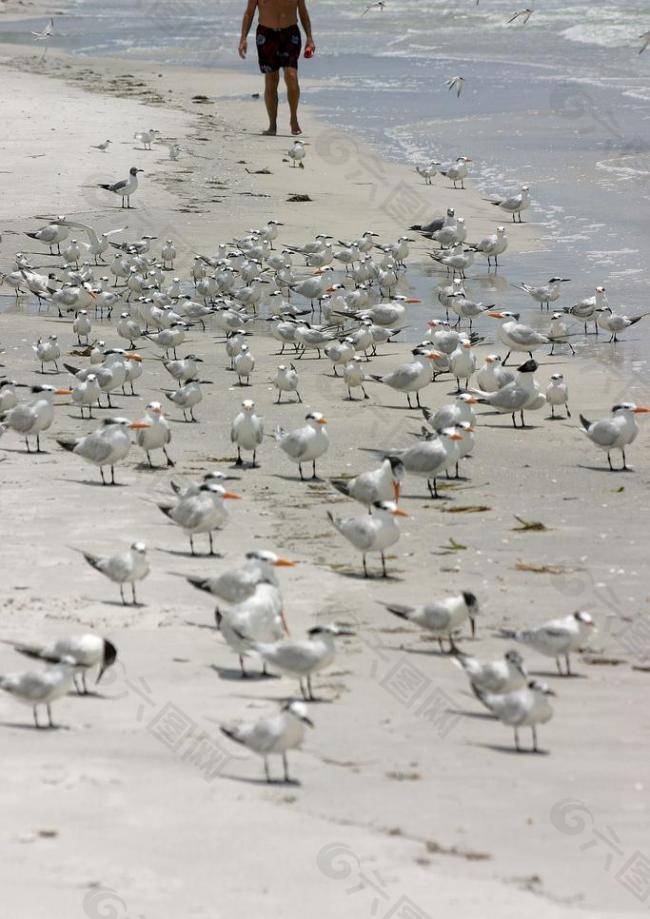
0, 43, 649, 919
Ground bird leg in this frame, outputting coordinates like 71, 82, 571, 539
131, 583, 137, 606
565, 405, 571, 418
300, 678, 308, 700
282, 753, 291, 783
33, 706, 40, 729
311, 460, 318, 480
189, 534, 196, 556
621, 447, 628, 471
120, 584, 126, 606
514, 726, 521, 751
208, 532, 216, 556
164, 447, 175, 467
362, 555, 368, 578
82, 672, 88, 695
100, 467, 106, 485
502, 351, 512, 366
607, 452, 614, 472
532, 725, 538, 752
235, 447, 243, 467
381, 553, 388, 578
298, 464, 304, 481
147, 451, 153, 469
239, 655, 248, 678
110, 465, 116, 485
47, 704, 54, 728
565, 653, 572, 676
264, 757, 270, 782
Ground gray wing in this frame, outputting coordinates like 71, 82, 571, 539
383, 363, 419, 388
280, 429, 309, 459
508, 323, 548, 346
331, 516, 376, 550
588, 420, 620, 447
483, 689, 530, 725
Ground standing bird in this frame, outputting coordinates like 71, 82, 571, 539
185, 550, 296, 604
476, 680, 555, 753
579, 403, 649, 471
489, 310, 549, 364
231, 399, 264, 467
91, 139, 112, 152
274, 364, 301, 403
595, 307, 644, 343
57, 417, 150, 485
164, 378, 203, 422
239, 625, 354, 701
343, 355, 370, 400
327, 500, 408, 578
471, 226, 508, 268
476, 354, 515, 392
33, 335, 61, 373
136, 401, 174, 467
78, 541, 149, 605
546, 373, 571, 419
158, 483, 241, 555
487, 185, 530, 222
72, 310, 92, 345
437, 155, 472, 188
220, 700, 314, 784
472, 359, 542, 428
234, 344, 255, 386
380, 591, 479, 650
452, 648, 527, 694
24, 216, 69, 254
415, 163, 437, 185
499, 610, 594, 675
98, 167, 144, 208
5, 634, 117, 694
369, 348, 439, 408
548, 312, 576, 355
516, 277, 570, 310
0, 659, 76, 728
288, 140, 306, 168
0, 384, 71, 452
563, 286, 607, 335
71, 372, 101, 419
275, 411, 329, 480
330, 456, 404, 509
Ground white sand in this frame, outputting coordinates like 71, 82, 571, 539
0, 48, 648, 919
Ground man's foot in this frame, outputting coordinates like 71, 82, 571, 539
262, 126, 277, 136
290, 124, 302, 136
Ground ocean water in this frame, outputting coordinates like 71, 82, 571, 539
1, 0, 649, 381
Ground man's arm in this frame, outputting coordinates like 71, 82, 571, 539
239, 0, 258, 59
298, 0, 315, 52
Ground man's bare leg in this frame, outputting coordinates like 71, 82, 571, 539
263, 71, 280, 135
284, 67, 301, 135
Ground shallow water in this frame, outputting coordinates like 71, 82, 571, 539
1, 0, 649, 382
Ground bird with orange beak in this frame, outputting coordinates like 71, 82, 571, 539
0, 384, 72, 453
579, 403, 650, 471
136, 401, 174, 468
330, 457, 404, 510
327, 500, 409, 578
369, 347, 440, 408
158, 483, 241, 556
231, 399, 264, 467
57, 416, 151, 486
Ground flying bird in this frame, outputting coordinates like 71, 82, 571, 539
446, 76, 465, 98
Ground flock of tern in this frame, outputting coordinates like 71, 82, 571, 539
0, 73, 647, 779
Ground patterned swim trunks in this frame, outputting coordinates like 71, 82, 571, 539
256, 24, 301, 73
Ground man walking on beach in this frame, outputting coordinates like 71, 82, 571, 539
238, 0, 315, 136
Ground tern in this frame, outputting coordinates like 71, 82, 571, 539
231, 399, 264, 466
0, 659, 75, 728
500, 610, 594, 675
163, 354, 203, 383
422, 393, 477, 431
163, 379, 203, 421
24, 216, 69, 254
327, 500, 408, 578
221, 700, 314, 784
136, 401, 174, 467
489, 310, 549, 363
410, 207, 455, 236
288, 140, 306, 168
0, 380, 19, 413
595, 306, 644, 343
158, 483, 241, 555
437, 156, 471, 188
369, 348, 440, 408
470, 226, 508, 268
377, 428, 463, 498
238, 624, 354, 700
563, 286, 607, 334
507, 8, 534, 25
381, 591, 479, 650
91, 139, 112, 152
362, 0, 386, 14
476, 354, 515, 392
72, 310, 92, 345
515, 277, 570, 310
342, 355, 371, 400
185, 551, 296, 605
579, 403, 650, 470
429, 244, 474, 278
77, 541, 149, 605
134, 129, 160, 150
546, 373, 571, 419
445, 76, 465, 98
218, 581, 289, 676
487, 185, 530, 222
452, 648, 527, 694
4, 634, 117, 694
415, 163, 437, 185
0, 384, 71, 452
31, 16, 56, 40
472, 358, 541, 428
71, 372, 101, 419
234, 344, 255, 385
98, 167, 144, 208
330, 456, 404, 509
274, 364, 302, 403
33, 334, 61, 373
639, 31, 650, 54
170, 470, 238, 499
548, 313, 576, 356
275, 411, 329, 480
57, 417, 150, 485
476, 680, 554, 753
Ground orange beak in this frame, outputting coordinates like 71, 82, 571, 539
55, 387, 73, 396
393, 507, 409, 517
273, 558, 297, 567
317, 418, 328, 425
634, 406, 650, 413
449, 432, 464, 441
126, 353, 143, 362
464, 396, 479, 404
485, 356, 494, 363
426, 351, 439, 360
406, 298, 421, 304
393, 481, 401, 502
487, 311, 503, 319
222, 491, 242, 500
129, 421, 151, 429
280, 610, 290, 635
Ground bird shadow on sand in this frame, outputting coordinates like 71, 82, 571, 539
101, 599, 145, 609
0, 447, 50, 455
0, 720, 71, 731
219, 772, 303, 787
209, 664, 278, 682
448, 709, 496, 721
470, 741, 550, 756
61, 478, 128, 487
331, 569, 404, 582
576, 464, 634, 474
67, 690, 111, 700
183, 619, 216, 632
157, 548, 224, 559
529, 669, 587, 680
477, 423, 541, 431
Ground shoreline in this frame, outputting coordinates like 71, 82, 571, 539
0, 43, 648, 919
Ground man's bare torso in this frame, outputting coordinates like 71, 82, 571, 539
257, 0, 299, 30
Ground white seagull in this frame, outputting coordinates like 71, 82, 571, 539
381, 591, 479, 650
579, 402, 650, 471
499, 610, 594, 675
327, 500, 408, 578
